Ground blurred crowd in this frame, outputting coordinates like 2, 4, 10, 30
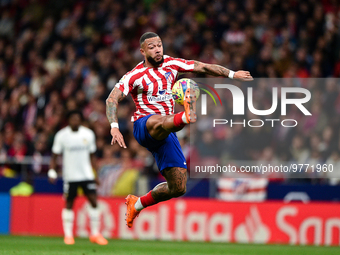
0, 0, 340, 184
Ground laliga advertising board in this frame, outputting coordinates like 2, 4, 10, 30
10, 195, 340, 245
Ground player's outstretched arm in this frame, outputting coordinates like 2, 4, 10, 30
193, 61, 253, 81
106, 87, 127, 148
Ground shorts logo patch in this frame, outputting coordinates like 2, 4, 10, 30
87, 183, 97, 190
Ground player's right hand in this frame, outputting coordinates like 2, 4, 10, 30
47, 169, 58, 184
110, 128, 127, 148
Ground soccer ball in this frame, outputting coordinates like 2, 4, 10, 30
172, 78, 200, 105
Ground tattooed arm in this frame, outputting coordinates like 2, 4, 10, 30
106, 87, 126, 124
193, 61, 253, 81
106, 87, 127, 148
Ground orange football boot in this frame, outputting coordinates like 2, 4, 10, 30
89, 234, 108, 245
183, 87, 197, 123
125, 194, 140, 228
64, 236, 75, 245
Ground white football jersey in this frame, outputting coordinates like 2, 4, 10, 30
52, 126, 96, 182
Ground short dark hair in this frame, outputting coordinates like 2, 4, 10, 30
140, 32, 159, 46
67, 110, 83, 121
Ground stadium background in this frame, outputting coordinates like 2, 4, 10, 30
1, 0, 340, 249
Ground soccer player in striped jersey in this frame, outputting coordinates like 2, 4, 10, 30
106, 32, 253, 228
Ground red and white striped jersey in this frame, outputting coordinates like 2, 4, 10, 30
115, 55, 194, 122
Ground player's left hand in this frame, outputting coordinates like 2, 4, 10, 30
234, 71, 253, 81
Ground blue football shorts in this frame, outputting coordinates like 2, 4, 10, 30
133, 114, 187, 174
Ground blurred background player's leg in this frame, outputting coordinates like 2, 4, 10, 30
62, 208, 74, 244
62, 186, 76, 245
88, 205, 100, 236
61, 182, 78, 244
85, 183, 108, 245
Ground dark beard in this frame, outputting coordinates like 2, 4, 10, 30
147, 55, 164, 67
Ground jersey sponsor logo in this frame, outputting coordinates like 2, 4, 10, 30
147, 94, 172, 102
87, 183, 97, 190
66, 146, 88, 151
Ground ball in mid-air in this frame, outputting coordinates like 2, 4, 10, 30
172, 78, 200, 105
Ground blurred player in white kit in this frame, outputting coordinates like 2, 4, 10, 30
48, 110, 108, 245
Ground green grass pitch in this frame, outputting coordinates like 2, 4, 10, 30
0, 236, 340, 255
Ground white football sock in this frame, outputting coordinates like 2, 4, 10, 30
181, 112, 188, 124
88, 206, 100, 236
134, 197, 144, 211
62, 208, 74, 238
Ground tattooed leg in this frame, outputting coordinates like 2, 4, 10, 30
151, 167, 187, 202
